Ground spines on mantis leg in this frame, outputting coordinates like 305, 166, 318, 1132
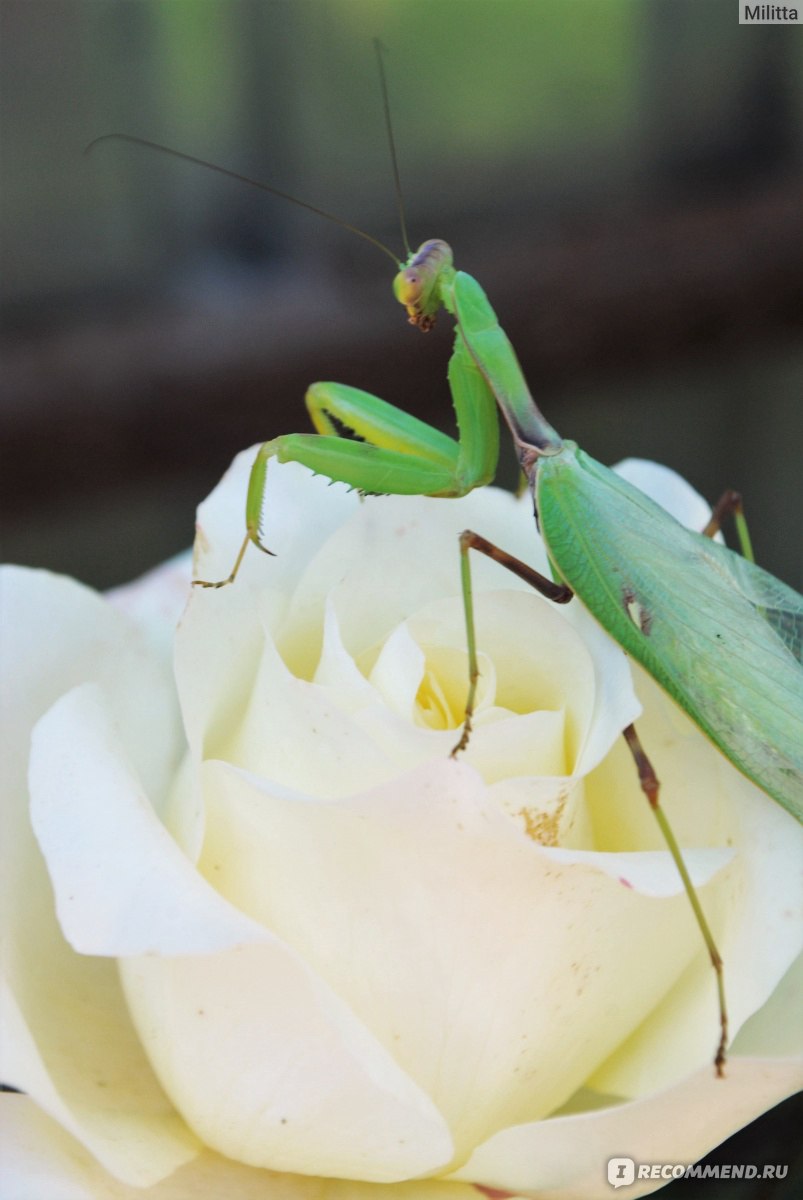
301, 377, 497, 498
305, 382, 460, 471
264, 432, 459, 497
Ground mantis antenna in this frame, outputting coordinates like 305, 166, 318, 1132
373, 38, 411, 258
84, 132, 403, 268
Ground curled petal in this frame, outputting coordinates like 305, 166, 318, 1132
450, 1056, 803, 1197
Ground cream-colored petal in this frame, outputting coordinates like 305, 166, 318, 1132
29, 684, 269, 956
0, 567, 181, 831
404, 590, 637, 779
556, 600, 641, 779
731, 953, 803, 1057
28, 684, 453, 1178
0, 1094, 475, 1200
587, 672, 803, 1096
177, 571, 276, 762
450, 1056, 803, 1198
368, 622, 427, 720
0, 976, 198, 1189
120, 947, 453, 1180
277, 484, 547, 680
314, 601, 378, 708
541, 845, 731, 893
106, 551, 192, 659
224, 628, 403, 796
193, 454, 360, 599
488, 774, 590, 848
613, 459, 714, 532
1, 569, 192, 1187
184, 457, 362, 793
187, 462, 637, 788
201, 756, 733, 1161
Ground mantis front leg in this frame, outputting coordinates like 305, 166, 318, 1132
193, 331, 499, 587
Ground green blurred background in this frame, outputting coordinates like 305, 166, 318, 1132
1, 0, 801, 1191
2, 0, 802, 591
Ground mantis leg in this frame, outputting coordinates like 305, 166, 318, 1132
193, 331, 500, 588
701, 489, 755, 563
454, 529, 728, 1073
451, 530, 572, 754
622, 724, 728, 1076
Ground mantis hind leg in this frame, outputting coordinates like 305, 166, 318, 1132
622, 724, 728, 1076
453, 528, 728, 1074
702, 490, 755, 562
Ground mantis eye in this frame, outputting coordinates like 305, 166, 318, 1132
393, 267, 423, 308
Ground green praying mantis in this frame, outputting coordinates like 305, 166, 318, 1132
191, 238, 801, 1074
88, 81, 803, 1078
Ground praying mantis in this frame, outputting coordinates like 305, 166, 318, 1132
88, 85, 803, 1079
202, 228, 802, 1079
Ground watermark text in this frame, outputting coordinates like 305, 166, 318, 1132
740, 4, 802, 22
607, 1157, 789, 1188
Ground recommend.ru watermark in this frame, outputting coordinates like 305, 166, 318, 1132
607, 1157, 789, 1187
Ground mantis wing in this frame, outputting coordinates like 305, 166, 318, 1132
536, 444, 803, 821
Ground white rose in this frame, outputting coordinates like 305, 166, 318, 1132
1, 455, 800, 1199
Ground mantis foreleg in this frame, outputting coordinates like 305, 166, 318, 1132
193, 331, 500, 587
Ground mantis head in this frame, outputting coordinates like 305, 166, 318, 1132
393, 239, 454, 332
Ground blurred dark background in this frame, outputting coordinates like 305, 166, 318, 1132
1, 1, 801, 1190
2, 0, 802, 592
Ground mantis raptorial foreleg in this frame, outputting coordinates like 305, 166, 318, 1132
452, 524, 729, 1073
193, 334, 500, 587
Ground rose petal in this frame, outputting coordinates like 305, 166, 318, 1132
0, 569, 193, 1187
0, 1093, 477, 1200
106, 551, 192, 657
555, 600, 641, 778
185, 465, 638, 795
120, 947, 453, 1180
403, 590, 637, 779
193, 453, 360, 600
277, 486, 551, 680
224, 628, 405, 796
368, 622, 430, 719
28, 684, 453, 1178
29, 684, 270, 956
731, 952, 803, 1057
586, 672, 803, 1095
541, 845, 731, 895
0, 567, 181, 821
314, 601, 379, 708
200, 756, 734, 1159
449, 1056, 803, 1197
613, 459, 713, 532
